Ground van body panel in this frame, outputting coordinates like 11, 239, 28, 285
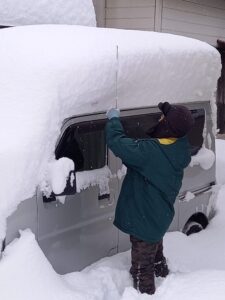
178, 188, 214, 231
37, 177, 119, 274
5, 195, 37, 244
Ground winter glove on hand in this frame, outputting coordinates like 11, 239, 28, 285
106, 108, 120, 120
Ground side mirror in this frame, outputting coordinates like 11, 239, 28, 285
56, 170, 76, 196
43, 158, 76, 203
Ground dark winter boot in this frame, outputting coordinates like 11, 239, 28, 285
154, 240, 169, 278
130, 235, 160, 295
154, 257, 169, 278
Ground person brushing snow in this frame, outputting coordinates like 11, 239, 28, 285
105, 102, 194, 295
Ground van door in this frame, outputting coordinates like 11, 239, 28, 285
37, 114, 118, 274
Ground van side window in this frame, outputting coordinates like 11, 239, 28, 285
121, 113, 161, 139
120, 109, 205, 156
55, 119, 107, 171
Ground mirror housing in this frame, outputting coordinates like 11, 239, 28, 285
43, 170, 76, 203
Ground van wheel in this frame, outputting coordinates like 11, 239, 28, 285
182, 213, 208, 236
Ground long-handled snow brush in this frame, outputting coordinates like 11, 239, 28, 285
116, 45, 119, 109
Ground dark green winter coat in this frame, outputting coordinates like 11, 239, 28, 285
105, 117, 191, 243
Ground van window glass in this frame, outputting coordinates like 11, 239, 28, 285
55, 119, 107, 171
120, 109, 205, 155
121, 113, 161, 139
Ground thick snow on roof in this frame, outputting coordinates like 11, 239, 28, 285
0, 25, 221, 239
0, 0, 96, 27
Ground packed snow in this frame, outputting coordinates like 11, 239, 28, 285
189, 147, 215, 170
183, 191, 195, 202
0, 0, 96, 27
0, 25, 221, 241
76, 166, 112, 195
45, 158, 74, 195
1, 139, 225, 300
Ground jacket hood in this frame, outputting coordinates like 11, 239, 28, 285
158, 136, 191, 170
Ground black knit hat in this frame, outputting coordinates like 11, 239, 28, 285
157, 102, 194, 138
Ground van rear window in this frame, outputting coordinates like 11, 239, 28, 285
55, 119, 107, 171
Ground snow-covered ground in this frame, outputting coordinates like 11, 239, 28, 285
1, 138, 225, 300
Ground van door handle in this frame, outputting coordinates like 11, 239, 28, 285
98, 193, 115, 208
98, 193, 110, 201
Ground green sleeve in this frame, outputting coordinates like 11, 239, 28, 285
105, 117, 146, 167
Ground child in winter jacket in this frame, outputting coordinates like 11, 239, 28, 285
105, 102, 194, 295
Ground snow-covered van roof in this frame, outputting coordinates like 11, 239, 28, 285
0, 25, 221, 240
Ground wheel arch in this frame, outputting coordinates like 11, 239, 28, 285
182, 212, 209, 235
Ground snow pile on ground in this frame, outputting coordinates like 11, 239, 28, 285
0, 230, 84, 300
164, 184, 225, 272
0, 0, 96, 26
1, 185, 225, 299
0, 25, 221, 241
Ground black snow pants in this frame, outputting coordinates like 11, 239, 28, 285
130, 235, 169, 295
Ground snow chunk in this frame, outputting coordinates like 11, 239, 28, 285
76, 166, 112, 195
207, 133, 212, 149
117, 165, 127, 180
47, 158, 74, 195
0, 0, 96, 27
184, 191, 195, 202
190, 147, 215, 170
0, 229, 85, 300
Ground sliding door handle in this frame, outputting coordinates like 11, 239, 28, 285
98, 193, 110, 201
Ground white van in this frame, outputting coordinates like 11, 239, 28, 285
0, 25, 221, 274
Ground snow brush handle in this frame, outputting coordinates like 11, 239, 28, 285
116, 45, 119, 109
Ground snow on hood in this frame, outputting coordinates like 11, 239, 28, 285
0, 25, 221, 240
0, 0, 96, 27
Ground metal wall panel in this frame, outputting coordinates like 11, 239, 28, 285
106, 0, 156, 30
162, 0, 225, 46
92, 0, 106, 27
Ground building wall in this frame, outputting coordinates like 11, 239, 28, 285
93, 0, 225, 46
105, 0, 156, 31
162, 0, 225, 46
92, 0, 106, 27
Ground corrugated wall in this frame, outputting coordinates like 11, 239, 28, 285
162, 0, 225, 46
105, 0, 156, 31
93, 0, 225, 46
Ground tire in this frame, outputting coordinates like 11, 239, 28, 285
183, 221, 203, 236
183, 213, 208, 236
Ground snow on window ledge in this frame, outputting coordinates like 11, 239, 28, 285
76, 166, 112, 195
